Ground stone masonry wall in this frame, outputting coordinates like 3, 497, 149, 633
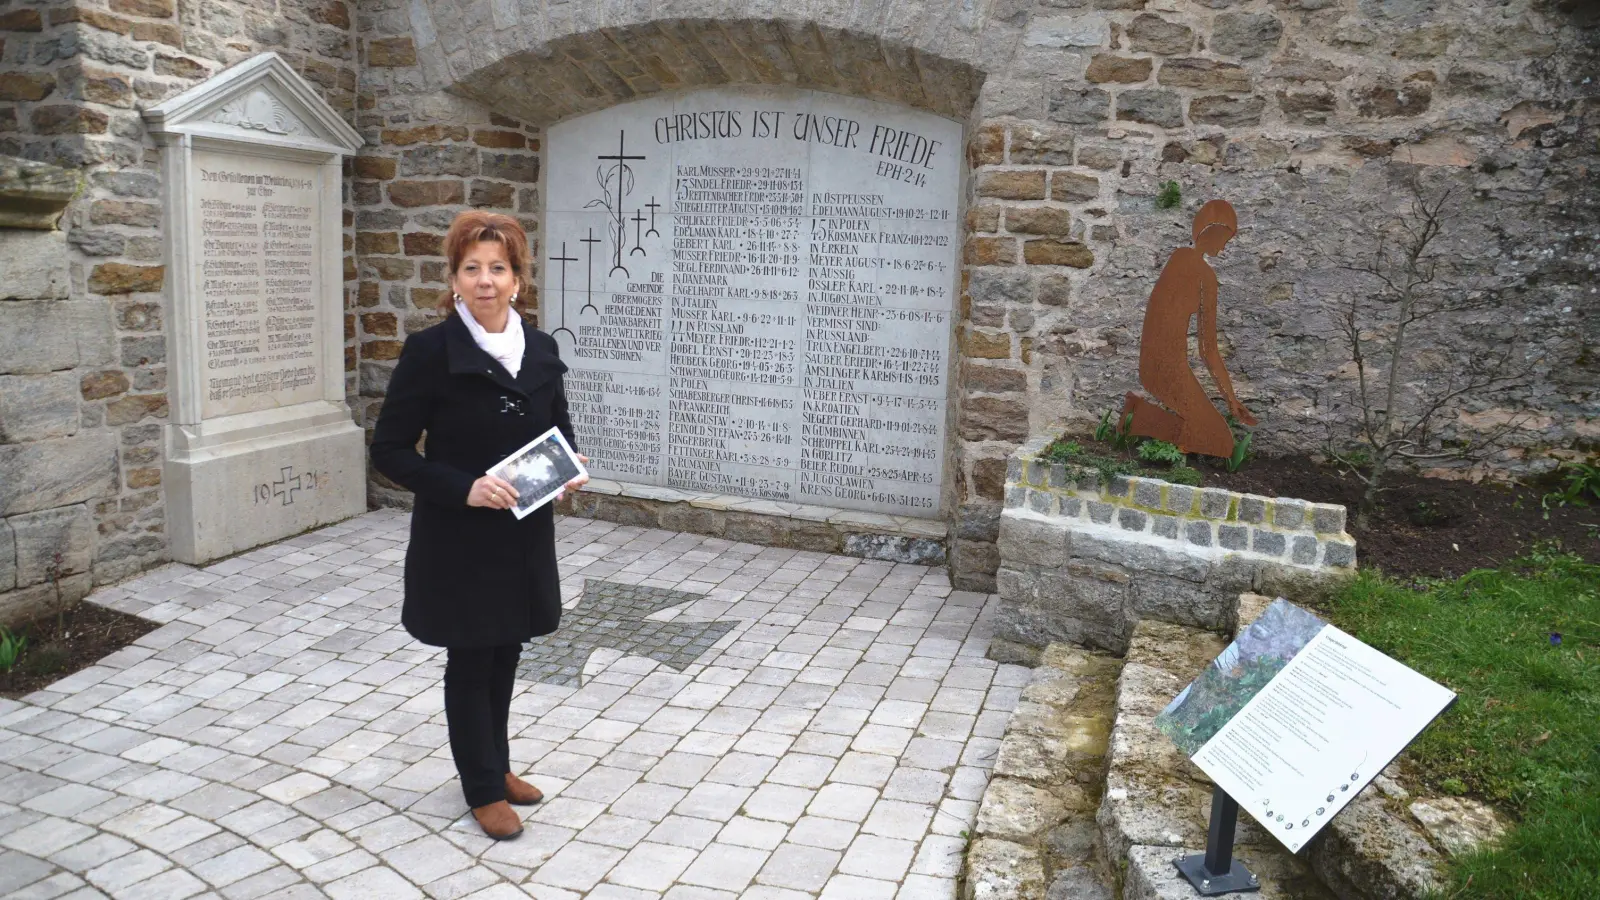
355, 0, 1597, 594
0, 0, 360, 624
995, 437, 1354, 653
4, 0, 1596, 611
351, 1, 541, 507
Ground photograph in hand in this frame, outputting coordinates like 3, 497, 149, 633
488, 427, 586, 520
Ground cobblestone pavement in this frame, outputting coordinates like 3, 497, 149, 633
0, 509, 1024, 899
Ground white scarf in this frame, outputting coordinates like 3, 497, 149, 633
455, 298, 525, 379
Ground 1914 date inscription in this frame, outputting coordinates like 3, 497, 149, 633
546, 88, 960, 518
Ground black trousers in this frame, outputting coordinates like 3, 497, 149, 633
444, 644, 520, 808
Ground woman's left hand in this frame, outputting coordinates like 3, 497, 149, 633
555, 454, 590, 501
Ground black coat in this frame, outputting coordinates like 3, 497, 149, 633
369, 313, 576, 649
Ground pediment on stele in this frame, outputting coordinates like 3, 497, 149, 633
143, 52, 362, 155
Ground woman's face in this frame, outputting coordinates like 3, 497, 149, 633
452, 240, 518, 332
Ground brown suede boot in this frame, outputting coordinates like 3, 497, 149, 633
505, 773, 544, 806
471, 800, 523, 841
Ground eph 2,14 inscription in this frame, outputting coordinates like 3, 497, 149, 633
193, 148, 322, 419
545, 89, 960, 518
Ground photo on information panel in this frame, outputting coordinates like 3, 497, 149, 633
487, 427, 586, 520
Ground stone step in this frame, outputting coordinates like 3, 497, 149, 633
964, 643, 1123, 900
1098, 619, 1336, 900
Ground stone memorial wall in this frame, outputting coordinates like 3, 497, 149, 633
545, 88, 962, 519
145, 54, 366, 565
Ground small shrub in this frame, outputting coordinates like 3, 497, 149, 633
1543, 460, 1600, 511
1156, 180, 1181, 209
1164, 466, 1203, 486
1138, 440, 1185, 466
1226, 429, 1253, 473
1041, 440, 1083, 462
0, 628, 25, 676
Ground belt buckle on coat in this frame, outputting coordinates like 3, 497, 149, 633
500, 395, 525, 415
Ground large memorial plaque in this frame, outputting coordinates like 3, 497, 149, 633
192, 148, 323, 418
145, 53, 364, 564
545, 88, 961, 518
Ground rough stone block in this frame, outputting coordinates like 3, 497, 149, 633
0, 230, 70, 300
999, 511, 1072, 567
843, 534, 946, 565
0, 373, 80, 442
10, 504, 94, 588
0, 301, 115, 375
1324, 540, 1356, 568
1071, 532, 1210, 582
0, 433, 119, 516
1311, 503, 1346, 535
1252, 529, 1287, 557
1185, 521, 1212, 547
1238, 494, 1268, 524
1026, 459, 1051, 487
1060, 496, 1083, 517
1211, 12, 1283, 59
1117, 508, 1148, 532
1307, 790, 1445, 900
1273, 498, 1309, 531
1108, 475, 1132, 498
976, 777, 1069, 840
1005, 485, 1026, 508
1088, 501, 1114, 525
1007, 457, 1023, 484
0, 519, 13, 592
1164, 485, 1197, 515
1075, 470, 1101, 492
1291, 535, 1318, 565
1151, 515, 1178, 540
1028, 489, 1057, 516
1408, 797, 1507, 858
965, 838, 1045, 900
1199, 488, 1231, 519
1218, 524, 1249, 550
1132, 479, 1162, 510
1048, 464, 1070, 489
1130, 575, 1230, 632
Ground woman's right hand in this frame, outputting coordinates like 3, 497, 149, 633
468, 475, 519, 510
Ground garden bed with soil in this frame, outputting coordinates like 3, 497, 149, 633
1045, 434, 1599, 580
1, 601, 158, 699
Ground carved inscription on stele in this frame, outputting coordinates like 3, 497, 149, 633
192, 148, 322, 419
545, 88, 960, 518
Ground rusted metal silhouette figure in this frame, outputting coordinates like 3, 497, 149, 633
1122, 199, 1256, 458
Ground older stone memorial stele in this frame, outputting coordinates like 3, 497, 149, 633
1154, 599, 1455, 894
543, 87, 960, 520
144, 53, 365, 564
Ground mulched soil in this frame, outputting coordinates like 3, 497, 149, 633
1, 601, 158, 699
1064, 437, 1600, 581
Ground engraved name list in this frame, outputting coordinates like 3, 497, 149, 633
193, 149, 323, 419
546, 89, 960, 518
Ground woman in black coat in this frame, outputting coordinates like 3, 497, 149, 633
370, 211, 586, 841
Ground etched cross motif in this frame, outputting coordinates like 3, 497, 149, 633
518, 580, 736, 686
271, 466, 303, 506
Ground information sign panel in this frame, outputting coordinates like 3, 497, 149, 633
1155, 599, 1456, 852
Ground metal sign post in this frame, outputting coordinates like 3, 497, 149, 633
1174, 786, 1261, 895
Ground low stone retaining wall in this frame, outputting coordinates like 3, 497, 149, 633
995, 437, 1355, 653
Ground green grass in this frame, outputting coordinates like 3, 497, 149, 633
1329, 550, 1600, 900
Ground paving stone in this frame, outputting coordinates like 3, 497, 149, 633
0, 511, 1005, 899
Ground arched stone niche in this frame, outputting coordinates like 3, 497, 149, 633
540, 85, 966, 531
401, 10, 995, 127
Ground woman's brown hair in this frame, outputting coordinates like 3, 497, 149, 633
439, 211, 532, 316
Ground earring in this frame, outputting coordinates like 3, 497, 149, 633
510, 292, 518, 304
452, 293, 461, 303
